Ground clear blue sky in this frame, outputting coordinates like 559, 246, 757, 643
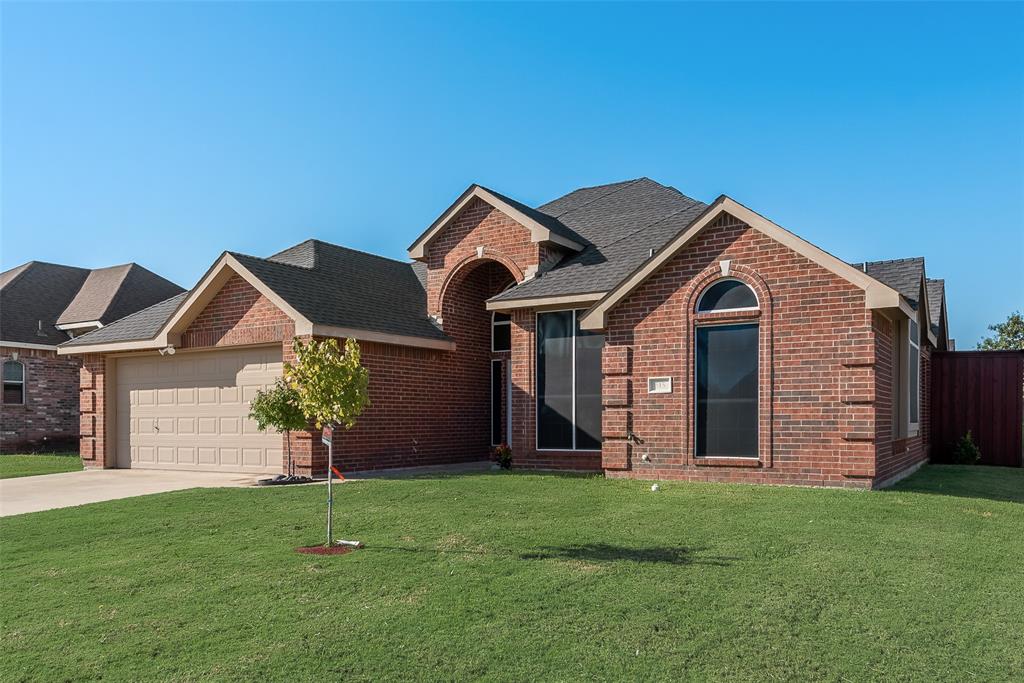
3, 2, 1022, 346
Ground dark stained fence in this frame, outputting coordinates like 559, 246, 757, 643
931, 351, 1024, 467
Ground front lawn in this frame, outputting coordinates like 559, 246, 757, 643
2, 465, 1022, 681
0, 453, 81, 479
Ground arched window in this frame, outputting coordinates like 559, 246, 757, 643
696, 279, 758, 313
492, 311, 511, 352
3, 360, 25, 405
694, 278, 759, 458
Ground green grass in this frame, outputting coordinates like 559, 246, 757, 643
2, 465, 1022, 681
0, 453, 81, 479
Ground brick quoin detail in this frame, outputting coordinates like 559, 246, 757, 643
1, 346, 81, 453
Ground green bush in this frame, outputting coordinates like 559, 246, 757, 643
952, 430, 982, 465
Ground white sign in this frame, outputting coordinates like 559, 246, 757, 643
321, 426, 333, 446
648, 377, 673, 394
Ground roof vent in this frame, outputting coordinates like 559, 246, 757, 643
36, 320, 47, 337
648, 248, 654, 258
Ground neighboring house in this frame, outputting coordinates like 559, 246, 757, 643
59, 178, 950, 488
0, 261, 184, 452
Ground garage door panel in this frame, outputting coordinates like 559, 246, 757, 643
116, 347, 283, 473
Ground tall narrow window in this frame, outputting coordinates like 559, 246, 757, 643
3, 360, 25, 405
537, 310, 604, 450
908, 318, 920, 430
492, 312, 511, 352
695, 324, 758, 458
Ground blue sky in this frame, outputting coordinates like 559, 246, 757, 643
2, 2, 1022, 346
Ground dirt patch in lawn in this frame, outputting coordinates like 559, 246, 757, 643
295, 545, 357, 556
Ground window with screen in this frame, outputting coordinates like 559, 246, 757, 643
695, 323, 759, 457
536, 310, 604, 450
3, 360, 25, 405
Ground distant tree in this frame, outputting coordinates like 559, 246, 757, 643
248, 379, 307, 476
977, 311, 1024, 350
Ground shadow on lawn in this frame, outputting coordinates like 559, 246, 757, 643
887, 465, 1024, 505
520, 543, 738, 566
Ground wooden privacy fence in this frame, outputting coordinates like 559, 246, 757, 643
930, 350, 1024, 467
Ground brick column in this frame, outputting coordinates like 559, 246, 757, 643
79, 354, 110, 469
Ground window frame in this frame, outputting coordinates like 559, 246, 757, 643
491, 311, 512, 352
693, 320, 760, 459
907, 317, 920, 436
2, 359, 26, 405
695, 278, 760, 314
535, 308, 604, 452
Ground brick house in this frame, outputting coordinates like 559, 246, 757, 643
1, 261, 184, 452
59, 178, 950, 488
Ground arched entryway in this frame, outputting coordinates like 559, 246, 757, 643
439, 258, 519, 457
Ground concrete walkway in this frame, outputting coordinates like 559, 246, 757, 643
0, 469, 262, 517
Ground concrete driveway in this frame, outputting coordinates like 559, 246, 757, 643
0, 469, 262, 517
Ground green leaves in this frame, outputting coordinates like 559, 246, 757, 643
248, 378, 307, 434
284, 337, 370, 430
977, 311, 1024, 350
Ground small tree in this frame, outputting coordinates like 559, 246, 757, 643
285, 337, 370, 545
977, 311, 1024, 350
248, 378, 307, 477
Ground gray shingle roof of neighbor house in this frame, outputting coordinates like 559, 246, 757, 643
491, 178, 709, 301
0, 261, 184, 346
57, 264, 185, 326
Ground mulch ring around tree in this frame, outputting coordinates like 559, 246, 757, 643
295, 545, 358, 556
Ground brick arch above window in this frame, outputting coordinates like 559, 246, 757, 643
681, 262, 775, 468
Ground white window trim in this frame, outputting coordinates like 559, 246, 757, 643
695, 277, 760, 314
491, 311, 512, 352
693, 321, 761, 459
907, 318, 920, 436
2, 359, 26, 405
535, 308, 602, 452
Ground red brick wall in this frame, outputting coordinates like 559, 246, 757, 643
0, 346, 81, 453
599, 212, 883, 488
426, 197, 542, 316
181, 274, 294, 348
78, 354, 108, 468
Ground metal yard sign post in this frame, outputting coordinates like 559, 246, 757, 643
322, 425, 334, 545
321, 424, 362, 549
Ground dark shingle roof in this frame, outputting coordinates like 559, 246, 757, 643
926, 278, 946, 340
235, 240, 447, 341
1, 262, 90, 345
62, 241, 447, 349
1, 260, 184, 346
61, 293, 189, 347
492, 179, 707, 301
56, 264, 184, 326
848, 257, 925, 309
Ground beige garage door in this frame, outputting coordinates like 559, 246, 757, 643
116, 347, 283, 473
